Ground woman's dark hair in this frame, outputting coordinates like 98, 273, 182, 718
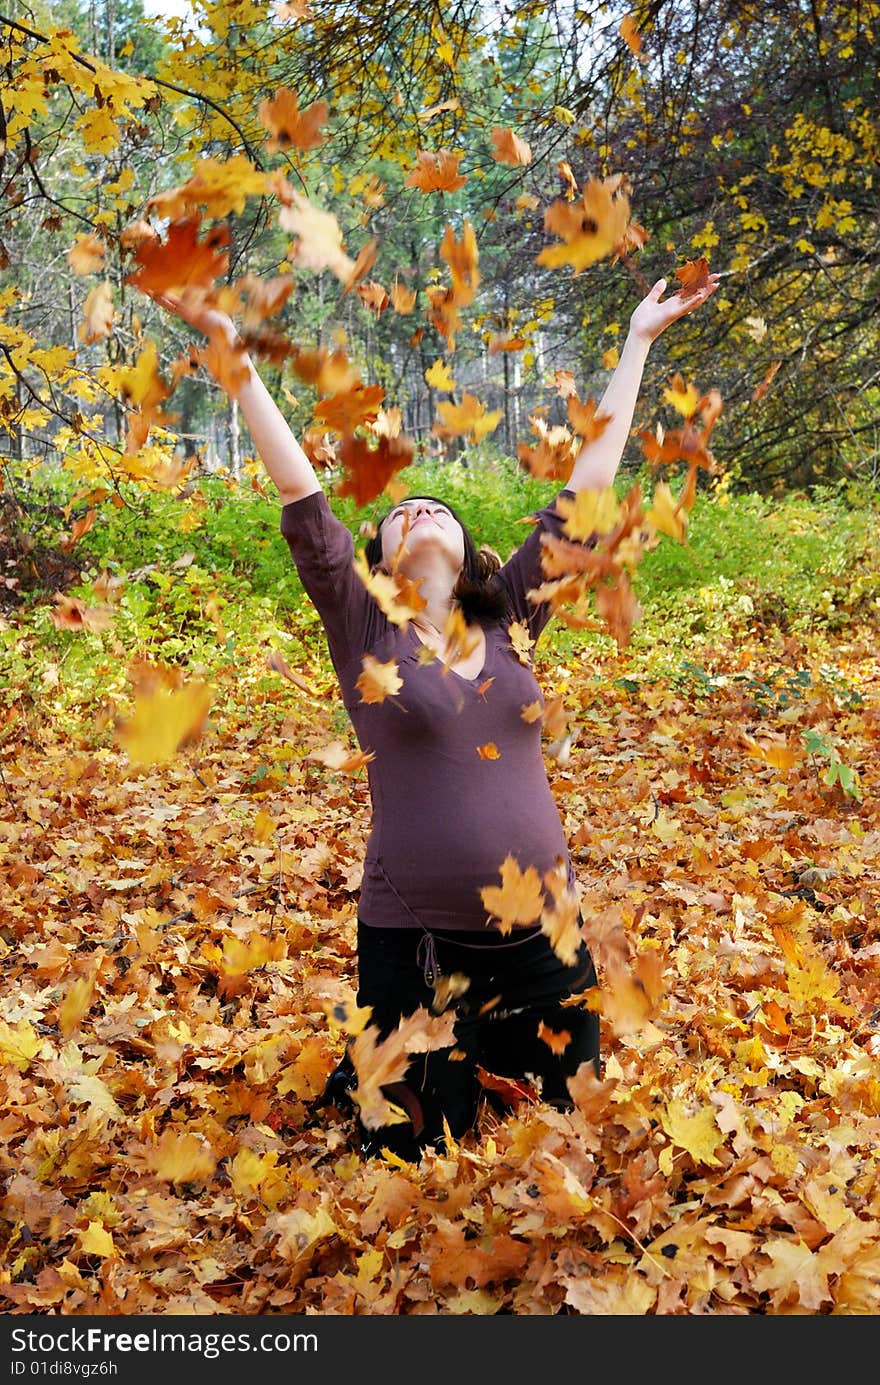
364, 495, 511, 623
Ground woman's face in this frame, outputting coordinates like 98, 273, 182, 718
379, 498, 465, 575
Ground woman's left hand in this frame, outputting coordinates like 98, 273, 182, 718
629, 272, 721, 344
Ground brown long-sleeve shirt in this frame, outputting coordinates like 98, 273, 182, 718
281, 489, 578, 932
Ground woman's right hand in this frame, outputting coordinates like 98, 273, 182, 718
148, 289, 238, 346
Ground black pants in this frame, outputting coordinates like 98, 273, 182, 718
324, 921, 600, 1159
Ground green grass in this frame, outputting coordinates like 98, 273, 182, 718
4, 456, 878, 716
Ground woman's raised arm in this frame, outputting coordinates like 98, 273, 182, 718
566, 273, 719, 495
150, 292, 321, 507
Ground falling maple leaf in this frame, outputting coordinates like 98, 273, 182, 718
349, 1007, 457, 1129
68, 232, 106, 275
567, 395, 612, 442
356, 655, 403, 704
537, 1020, 572, 1054
258, 87, 329, 152
517, 417, 578, 481
490, 126, 532, 166
267, 648, 315, 693
280, 191, 355, 281
353, 552, 426, 625
313, 382, 386, 434
752, 359, 782, 402
480, 855, 545, 934
557, 160, 578, 198
391, 279, 417, 314
595, 572, 643, 648
663, 372, 702, 419
307, 740, 375, 773
425, 359, 457, 391
538, 176, 634, 274
646, 480, 689, 542
357, 280, 389, 316
50, 592, 113, 633
79, 282, 116, 343
116, 672, 212, 767
125, 218, 231, 297
432, 394, 502, 443
146, 157, 270, 221
508, 619, 534, 665
620, 14, 646, 61
404, 149, 467, 193
476, 742, 500, 759
556, 487, 621, 541
336, 432, 414, 507
675, 256, 711, 298
440, 220, 481, 305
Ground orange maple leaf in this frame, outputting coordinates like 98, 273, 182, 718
620, 14, 646, 61
258, 87, 329, 152
125, 218, 231, 297
336, 432, 414, 507
439, 220, 481, 305
490, 126, 533, 166
313, 383, 386, 434
50, 592, 113, 633
477, 742, 500, 759
594, 573, 643, 649
537, 1020, 572, 1054
356, 655, 403, 704
67, 232, 106, 275
675, 256, 711, 298
391, 279, 417, 314
356, 280, 390, 316
405, 149, 467, 193
567, 395, 612, 441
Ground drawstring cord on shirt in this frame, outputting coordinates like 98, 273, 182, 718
372, 858, 543, 985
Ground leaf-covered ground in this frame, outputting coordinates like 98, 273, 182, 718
1, 614, 879, 1315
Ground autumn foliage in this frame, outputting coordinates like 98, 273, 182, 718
1, 0, 879, 1319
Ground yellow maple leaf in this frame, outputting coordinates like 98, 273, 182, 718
556, 488, 620, 541
646, 480, 688, 542
508, 619, 534, 665
433, 394, 502, 443
477, 742, 500, 759
425, 359, 457, 391
77, 1221, 117, 1259
537, 176, 633, 273
116, 678, 212, 767
660, 1098, 725, 1166
353, 552, 426, 625
663, 373, 702, 419
480, 855, 545, 934
0, 1018, 43, 1072
58, 973, 96, 1038
147, 1129, 217, 1184
356, 655, 404, 704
